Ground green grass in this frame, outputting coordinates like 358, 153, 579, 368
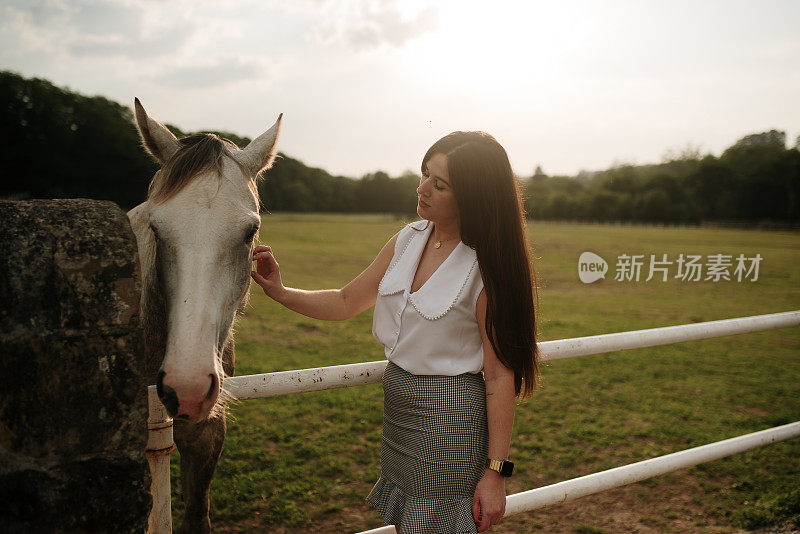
169, 215, 800, 533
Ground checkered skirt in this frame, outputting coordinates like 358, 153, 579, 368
366, 361, 489, 533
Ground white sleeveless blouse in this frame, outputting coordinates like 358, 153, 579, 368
372, 220, 485, 375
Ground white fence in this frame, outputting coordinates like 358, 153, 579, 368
146, 310, 800, 533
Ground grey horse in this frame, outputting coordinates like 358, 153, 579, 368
128, 99, 281, 533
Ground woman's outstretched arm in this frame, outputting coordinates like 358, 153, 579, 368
250, 231, 399, 321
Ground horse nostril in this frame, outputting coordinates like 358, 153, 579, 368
205, 374, 218, 402
156, 370, 179, 417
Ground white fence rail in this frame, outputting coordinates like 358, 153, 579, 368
146, 310, 800, 533
358, 421, 800, 534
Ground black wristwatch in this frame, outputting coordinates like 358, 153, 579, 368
486, 458, 514, 477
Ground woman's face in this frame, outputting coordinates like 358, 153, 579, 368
417, 152, 460, 225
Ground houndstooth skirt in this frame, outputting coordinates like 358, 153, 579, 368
366, 360, 489, 534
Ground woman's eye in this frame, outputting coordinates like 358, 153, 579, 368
434, 180, 445, 191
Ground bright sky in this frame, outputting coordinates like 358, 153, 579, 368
1, 0, 799, 178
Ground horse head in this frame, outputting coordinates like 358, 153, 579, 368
134, 98, 281, 422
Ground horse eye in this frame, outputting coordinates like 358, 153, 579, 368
245, 227, 258, 244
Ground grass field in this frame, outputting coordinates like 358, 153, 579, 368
169, 214, 800, 533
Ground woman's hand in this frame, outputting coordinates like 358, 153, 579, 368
251, 245, 287, 301
473, 469, 506, 532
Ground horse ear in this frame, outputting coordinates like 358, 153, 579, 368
134, 98, 180, 164
233, 114, 283, 177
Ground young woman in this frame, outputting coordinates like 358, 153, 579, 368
251, 131, 541, 533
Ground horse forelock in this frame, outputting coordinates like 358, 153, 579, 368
147, 133, 259, 205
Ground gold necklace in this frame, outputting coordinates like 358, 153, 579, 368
434, 235, 459, 249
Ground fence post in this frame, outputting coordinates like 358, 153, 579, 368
146, 385, 174, 534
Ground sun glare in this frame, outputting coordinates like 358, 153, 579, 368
402, 1, 594, 94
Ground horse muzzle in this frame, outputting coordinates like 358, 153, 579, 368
157, 370, 220, 422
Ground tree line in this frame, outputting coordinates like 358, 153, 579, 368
2, 70, 798, 225
527, 130, 800, 226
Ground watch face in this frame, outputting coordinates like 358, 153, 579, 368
500, 460, 514, 477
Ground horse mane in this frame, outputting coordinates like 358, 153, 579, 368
147, 133, 260, 204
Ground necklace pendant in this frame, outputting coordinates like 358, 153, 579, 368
434, 241, 442, 249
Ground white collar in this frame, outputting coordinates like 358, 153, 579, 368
378, 220, 479, 320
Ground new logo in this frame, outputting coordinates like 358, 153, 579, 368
578, 252, 608, 284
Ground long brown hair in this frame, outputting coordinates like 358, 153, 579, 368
422, 131, 541, 398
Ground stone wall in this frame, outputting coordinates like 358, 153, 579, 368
0, 199, 150, 533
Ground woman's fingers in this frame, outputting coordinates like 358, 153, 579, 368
258, 259, 278, 280
250, 245, 286, 301
490, 506, 505, 527
491, 510, 502, 526
251, 245, 272, 259
252, 250, 274, 262
253, 251, 276, 264
250, 269, 267, 286
253, 250, 278, 276
253, 250, 273, 263
474, 496, 491, 532
473, 499, 504, 532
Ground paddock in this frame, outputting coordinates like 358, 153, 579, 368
146, 310, 800, 533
